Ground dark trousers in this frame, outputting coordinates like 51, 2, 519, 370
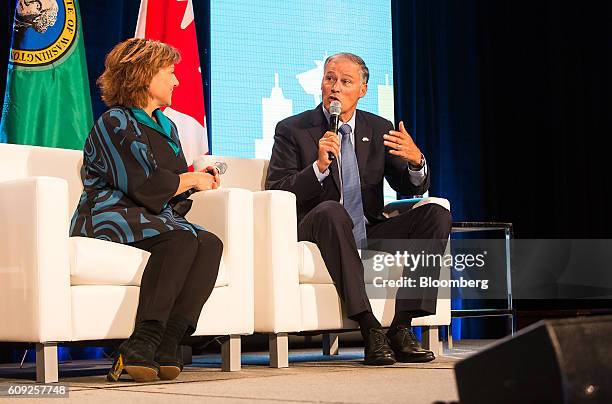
298, 201, 452, 319
129, 230, 223, 332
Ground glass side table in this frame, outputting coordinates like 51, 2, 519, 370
447, 222, 515, 348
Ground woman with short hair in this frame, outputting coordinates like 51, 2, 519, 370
71, 38, 222, 382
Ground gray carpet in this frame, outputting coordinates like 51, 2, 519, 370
0, 340, 497, 403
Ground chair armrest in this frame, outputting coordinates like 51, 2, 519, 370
252, 190, 302, 333
186, 188, 254, 322
0, 177, 72, 342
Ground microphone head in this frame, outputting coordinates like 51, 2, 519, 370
329, 100, 342, 116
214, 161, 227, 175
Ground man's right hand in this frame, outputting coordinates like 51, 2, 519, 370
316, 131, 341, 173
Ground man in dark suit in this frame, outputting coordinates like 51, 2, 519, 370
266, 53, 452, 365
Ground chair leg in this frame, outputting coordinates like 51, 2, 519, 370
221, 335, 241, 372
269, 333, 289, 368
322, 333, 339, 356
446, 324, 453, 350
421, 326, 442, 357
36, 343, 58, 383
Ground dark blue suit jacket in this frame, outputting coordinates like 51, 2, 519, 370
266, 105, 430, 224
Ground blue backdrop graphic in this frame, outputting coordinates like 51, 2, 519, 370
210, 0, 394, 158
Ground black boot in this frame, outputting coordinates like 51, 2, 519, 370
107, 320, 165, 382
155, 315, 192, 380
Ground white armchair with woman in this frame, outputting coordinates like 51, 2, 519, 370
70, 38, 223, 382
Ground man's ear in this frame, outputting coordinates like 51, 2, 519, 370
359, 83, 368, 99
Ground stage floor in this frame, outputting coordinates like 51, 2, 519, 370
0, 339, 496, 403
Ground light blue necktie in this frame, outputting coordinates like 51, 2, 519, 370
339, 124, 367, 248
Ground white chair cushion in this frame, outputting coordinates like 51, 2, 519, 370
70, 236, 228, 287
298, 241, 334, 284
193, 155, 269, 192
298, 242, 403, 285
70, 237, 149, 286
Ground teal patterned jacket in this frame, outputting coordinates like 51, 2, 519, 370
70, 107, 202, 244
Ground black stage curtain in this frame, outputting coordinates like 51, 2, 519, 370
393, 0, 612, 239
393, 1, 612, 330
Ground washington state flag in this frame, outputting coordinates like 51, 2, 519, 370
0, 0, 92, 149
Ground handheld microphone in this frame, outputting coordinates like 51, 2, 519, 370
205, 161, 227, 175
328, 100, 341, 161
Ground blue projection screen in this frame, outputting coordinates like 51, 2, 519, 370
210, 0, 395, 160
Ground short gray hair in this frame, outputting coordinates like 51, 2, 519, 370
324, 53, 369, 84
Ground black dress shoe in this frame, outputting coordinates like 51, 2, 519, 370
387, 326, 435, 363
364, 328, 396, 366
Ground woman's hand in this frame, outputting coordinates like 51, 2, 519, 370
175, 172, 219, 196
203, 165, 222, 189
193, 171, 218, 191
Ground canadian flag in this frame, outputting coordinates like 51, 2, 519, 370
135, 0, 209, 165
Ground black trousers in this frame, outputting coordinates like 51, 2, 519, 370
129, 230, 223, 332
298, 201, 452, 319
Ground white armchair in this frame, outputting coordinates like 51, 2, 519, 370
194, 155, 451, 368
0, 143, 254, 382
